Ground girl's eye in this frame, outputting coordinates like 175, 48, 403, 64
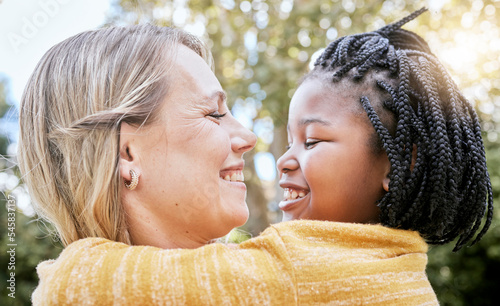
285, 144, 292, 150
305, 140, 320, 149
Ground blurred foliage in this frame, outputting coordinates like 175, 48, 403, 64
2, 0, 499, 304
426, 136, 500, 305
0, 193, 64, 306
0, 77, 11, 155
0, 78, 64, 305
0, 78, 10, 118
225, 227, 253, 243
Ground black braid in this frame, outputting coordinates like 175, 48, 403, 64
307, 8, 493, 251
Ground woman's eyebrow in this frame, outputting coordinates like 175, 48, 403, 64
204, 90, 227, 104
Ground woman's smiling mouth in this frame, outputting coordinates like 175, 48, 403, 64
220, 170, 244, 182
219, 169, 246, 190
219, 161, 245, 184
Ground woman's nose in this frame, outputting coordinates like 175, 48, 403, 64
228, 115, 257, 154
276, 147, 299, 174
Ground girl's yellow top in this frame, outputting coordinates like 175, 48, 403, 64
32, 220, 438, 305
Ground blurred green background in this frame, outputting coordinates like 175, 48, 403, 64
1, 0, 499, 305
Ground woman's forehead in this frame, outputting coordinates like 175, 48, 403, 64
166, 46, 223, 104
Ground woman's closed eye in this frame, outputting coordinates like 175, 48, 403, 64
206, 111, 227, 124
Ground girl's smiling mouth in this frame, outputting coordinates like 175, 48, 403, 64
278, 192, 310, 211
279, 183, 310, 211
283, 187, 309, 201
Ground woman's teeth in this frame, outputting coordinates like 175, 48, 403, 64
283, 188, 307, 201
222, 171, 244, 182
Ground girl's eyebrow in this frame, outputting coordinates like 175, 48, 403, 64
299, 118, 331, 127
286, 117, 332, 134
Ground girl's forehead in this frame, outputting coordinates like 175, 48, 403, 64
293, 72, 394, 115
288, 81, 359, 127
288, 77, 391, 134
290, 79, 362, 114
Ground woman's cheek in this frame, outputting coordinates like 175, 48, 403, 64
214, 126, 232, 159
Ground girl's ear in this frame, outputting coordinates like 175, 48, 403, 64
382, 151, 391, 192
119, 123, 141, 183
382, 144, 417, 192
383, 170, 390, 192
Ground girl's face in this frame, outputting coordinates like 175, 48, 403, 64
276, 79, 391, 223
120, 45, 256, 248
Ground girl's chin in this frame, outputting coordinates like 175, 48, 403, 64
282, 213, 295, 222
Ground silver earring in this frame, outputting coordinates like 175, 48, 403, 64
124, 169, 139, 190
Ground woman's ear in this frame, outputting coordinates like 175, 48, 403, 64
119, 123, 141, 182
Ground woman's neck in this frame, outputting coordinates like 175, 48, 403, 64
123, 198, 213, 249
128, 221, 211, 249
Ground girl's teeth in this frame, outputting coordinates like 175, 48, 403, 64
224, 175, 231, 181
283, 188, 308, 200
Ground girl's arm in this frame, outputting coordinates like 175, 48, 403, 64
32, 227, 297, 305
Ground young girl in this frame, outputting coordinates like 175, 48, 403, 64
277, 7, 492, 252
32, 10, 489, 305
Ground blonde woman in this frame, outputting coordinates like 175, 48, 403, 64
19, 25, 256, 249
23, 22, 445, 305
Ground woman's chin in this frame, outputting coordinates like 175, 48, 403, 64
224, 200, 249, 228
221, 190, 247, 216
232, 202, 250, 225
239, 204, 250, 224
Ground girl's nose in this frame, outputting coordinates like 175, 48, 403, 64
276, 147, 299, 174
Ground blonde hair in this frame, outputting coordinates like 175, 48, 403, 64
18, 24, 212, 246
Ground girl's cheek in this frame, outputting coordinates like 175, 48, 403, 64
301, 158, 316, 179
303, 150, 324, 170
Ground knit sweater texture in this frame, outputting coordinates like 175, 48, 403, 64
32, 220, 438, 305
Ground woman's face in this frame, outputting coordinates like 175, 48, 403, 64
276, 79, 390, 224
120, 45, 256, 248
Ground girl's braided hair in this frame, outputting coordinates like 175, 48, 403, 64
310, 8, 493, 251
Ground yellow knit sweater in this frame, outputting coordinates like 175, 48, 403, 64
32, 220, 438, 305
